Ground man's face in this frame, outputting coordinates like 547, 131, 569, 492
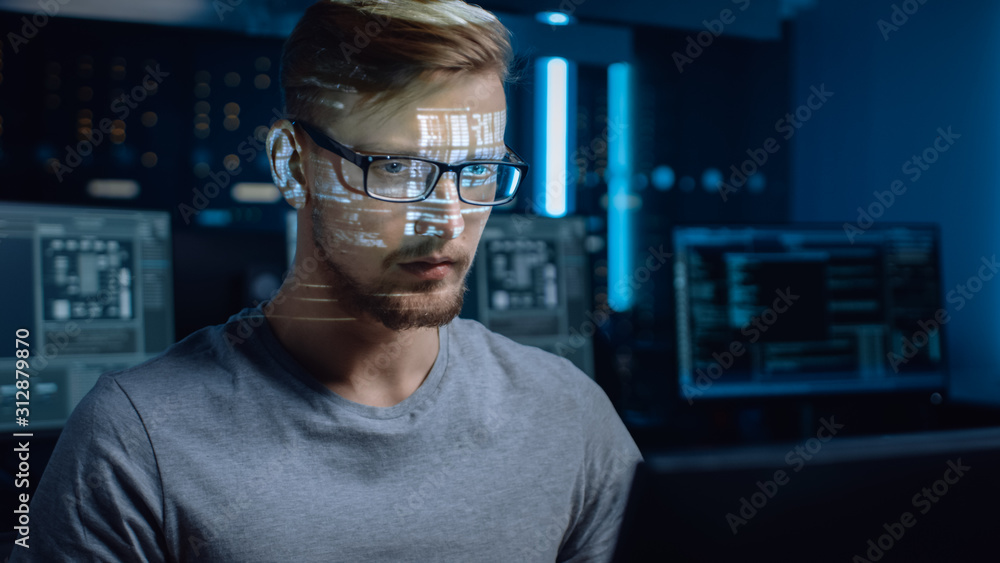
302, 73, 507, 331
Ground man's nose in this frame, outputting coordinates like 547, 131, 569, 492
412, 171, 465, 239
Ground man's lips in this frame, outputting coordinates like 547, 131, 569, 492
398, 259, 455, 280
400, 256, 456, 266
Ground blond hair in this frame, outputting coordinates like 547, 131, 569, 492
281, 0, 513, 124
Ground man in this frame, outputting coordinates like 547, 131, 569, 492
15, 1, 642, 561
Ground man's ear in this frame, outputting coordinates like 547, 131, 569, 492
267, 119, 308, 209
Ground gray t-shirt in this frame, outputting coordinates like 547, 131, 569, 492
13, 307, 642, 562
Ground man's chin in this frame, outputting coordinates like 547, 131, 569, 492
312, 242, 469, 330
368, 297, 465, 331
353, 280, 467, 331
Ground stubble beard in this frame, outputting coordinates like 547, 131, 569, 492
311, 206, 469, 331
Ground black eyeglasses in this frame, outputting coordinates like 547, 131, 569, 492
293, 120, 529, 206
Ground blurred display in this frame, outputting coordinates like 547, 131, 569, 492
471, 215, 594, 377
674, 224, 946, 399
0, 203, 174, 431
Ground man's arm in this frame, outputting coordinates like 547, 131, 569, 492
556, 362, 643, 563
10, 375, 167, 562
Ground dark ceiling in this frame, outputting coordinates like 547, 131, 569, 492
0, 0, 812, 39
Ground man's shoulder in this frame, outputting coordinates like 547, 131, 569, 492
448, 316, 605, 401
450, 316, 576, 368
70, 313, 265, 437
447, 317, 638, 469
102, 314, 245, 395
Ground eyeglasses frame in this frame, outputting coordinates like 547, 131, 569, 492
292, 120, 529, 206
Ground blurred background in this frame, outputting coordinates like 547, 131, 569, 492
2, 0, 1000, 558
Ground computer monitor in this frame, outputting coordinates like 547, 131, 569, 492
470, 215, 594, 377
0, 203, 174, 431
673, 224, 947, 400
613, 426, 1000, 563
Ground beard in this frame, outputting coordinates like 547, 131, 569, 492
310, 205, 469, 331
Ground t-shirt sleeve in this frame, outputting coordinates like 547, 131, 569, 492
556, 360, 644, 563
9, 375, 167, 562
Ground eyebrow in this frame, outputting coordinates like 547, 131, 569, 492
350, 141, 416, 155
351, 144, 509, 161
351, 145, 417, 156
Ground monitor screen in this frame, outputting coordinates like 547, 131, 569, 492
673, 224, 946, 400
0, 203, 174, 431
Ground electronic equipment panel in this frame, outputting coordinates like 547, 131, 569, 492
472, 215, 594, 377
0, 203, 174, 431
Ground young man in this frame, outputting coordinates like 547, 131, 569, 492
15, 1, 641, 561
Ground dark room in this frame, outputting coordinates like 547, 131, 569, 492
2, 0, 999, 561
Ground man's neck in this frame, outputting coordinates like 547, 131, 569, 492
262, 284, 441, 408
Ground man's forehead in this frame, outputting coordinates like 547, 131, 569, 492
349, 107, 507, 159
415, 108, 506, 149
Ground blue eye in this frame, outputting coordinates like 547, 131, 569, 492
373, 160, 408, 175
